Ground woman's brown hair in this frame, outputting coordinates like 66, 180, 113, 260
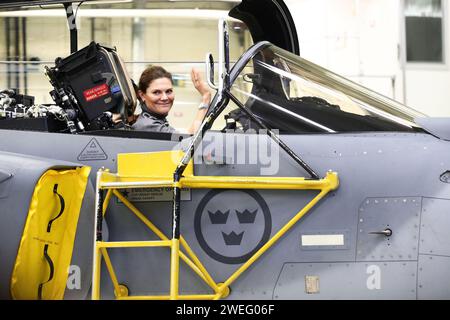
138, 65, 173, 92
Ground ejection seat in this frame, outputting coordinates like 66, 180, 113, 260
45, 41, 138, 132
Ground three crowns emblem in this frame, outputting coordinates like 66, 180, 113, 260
222, 231, 244, 246
208, 209, 258, 245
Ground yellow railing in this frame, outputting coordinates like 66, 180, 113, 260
92, 150, 339, 300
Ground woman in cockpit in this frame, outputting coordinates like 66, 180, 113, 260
132, 65, 210, 134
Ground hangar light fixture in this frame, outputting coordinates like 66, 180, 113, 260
0, 8, 236, 20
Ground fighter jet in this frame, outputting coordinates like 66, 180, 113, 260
1, 0, 449, 300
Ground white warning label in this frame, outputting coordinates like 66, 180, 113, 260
118, 187, 191, 202
78, 138, 108, 161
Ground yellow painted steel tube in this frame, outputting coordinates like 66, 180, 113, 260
170, 239, 180, 300
100, 248, 122, 297
178, 252, 209, 286
114, 190, 212, 285
117, 294, 217, 300
98, 171, 173, 185
91, 244, 102, 300
220, 188, 331, 290
179, 237, 220, 293
175, 294, 218, 300
102, 189, 113, 216
99, 241, 215, 299
92, 171, 104, 300
101, 181, 175, 189
117, 295, 171, 300
181, 176, 331, 190
100, 172, 339, 191
98, 241, 171, 248
97, 165, 339, 300
113, 190, 168, 240
99, 171, 174, 189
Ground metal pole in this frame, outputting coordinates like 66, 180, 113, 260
14, 17, 20, 90
21, 17, 27, 95
170, 177, 181, 299
64, 2, 78, 54
5, 17, 11, 89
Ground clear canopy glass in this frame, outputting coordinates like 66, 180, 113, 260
228, 44, 426, 133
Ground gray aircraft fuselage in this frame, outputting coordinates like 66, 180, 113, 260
1, 128, 449, 299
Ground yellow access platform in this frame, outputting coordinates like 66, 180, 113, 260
92, 150, 339, 300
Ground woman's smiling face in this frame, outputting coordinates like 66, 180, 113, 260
139, 77, 174, 116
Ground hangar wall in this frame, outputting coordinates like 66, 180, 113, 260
0, 4, 252, 131
1, 0, 449, 120
286, 0, 450, 117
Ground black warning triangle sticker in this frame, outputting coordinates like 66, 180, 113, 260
77, 138, 108, 161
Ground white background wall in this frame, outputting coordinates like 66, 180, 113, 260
0, 11, 251, 131
285, 0, 450, 116
2, 1, 450, 118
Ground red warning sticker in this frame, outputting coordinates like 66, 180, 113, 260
83, 83, 110, 102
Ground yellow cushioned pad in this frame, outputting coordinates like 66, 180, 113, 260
10, 167, 91, 300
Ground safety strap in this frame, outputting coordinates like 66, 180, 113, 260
47, 184, 65, 232
38, 184, 65, 300
37, 244, 54, 300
